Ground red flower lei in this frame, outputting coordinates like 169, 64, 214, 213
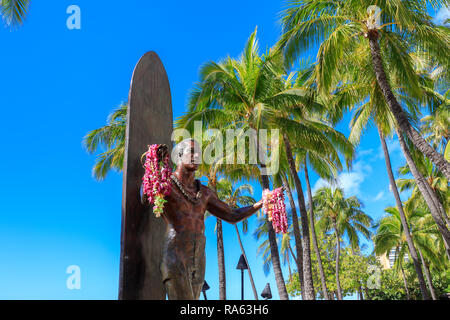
142, 144, 172, 217
262, 187, 288, 234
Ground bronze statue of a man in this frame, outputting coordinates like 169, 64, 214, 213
157, 139, 263, 300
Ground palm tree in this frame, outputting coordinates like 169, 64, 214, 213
417, 246, 438, 300
375, 206, 424, 299
1, 0, 30, 27
396, 132, 450, 260
277, 65, 355, 300
253, 215, 273, 276
280, 232, 295, 280
259, 61, 355, 300
214, 207, 227, 300
216, 178, 260, 300
421, 102, 450, 155
380, 133, 433, 300
202, 159, 227, 300
287, 62, 355, 300
397, 151, 449, 223
179, 25, 360, 299
279, 0, 450, 255
194, 132, 235, 301
328, 38, 450, 263
375, 201, 445, 300
314, 187, 373, 300
254, 210, 293, 288
279, 172, 305, 296
397, 144, 450, 259
289, 141, 343, 301
336, 64, 434, 299
278, 0, 450, 181
410, 199, 450, 299
82, 102, 127, 180
301, 154, 333, 300
177, 28, 311, 299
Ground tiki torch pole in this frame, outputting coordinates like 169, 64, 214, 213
236, 254, 248, 300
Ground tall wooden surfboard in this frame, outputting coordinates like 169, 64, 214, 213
118, 51, 173, 300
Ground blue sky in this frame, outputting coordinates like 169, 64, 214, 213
0, 1, 447, 300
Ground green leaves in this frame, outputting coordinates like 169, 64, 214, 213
278, 0, 450, 144
1, 0, 30, 27
313, 186, 373, 251
82, 102, 127, 181
286, 232, 377, 299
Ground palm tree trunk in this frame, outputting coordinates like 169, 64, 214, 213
260, 172, 289, 300
400, 263, 411, 300
378, 127, 431, 299
256, 133, 289, 300
418, 248, 437, 300
210, 182, 227, 300
368, 30, 450, 181
334, 222, 343, 300
283, 133, 315, 300
395, 128, 450, 261
364, 286, 370, 300
286, 246, 292, 280
304, 160, 330, 300
216, 219, 226, 300
234, 224, 259, 300
358, 284, 364, 300
281, 174, 305, 295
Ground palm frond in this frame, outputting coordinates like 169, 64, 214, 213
1, 0, 29, 27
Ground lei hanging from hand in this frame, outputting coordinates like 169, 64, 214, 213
142, 144, 172, 217
262, 187, 288, 234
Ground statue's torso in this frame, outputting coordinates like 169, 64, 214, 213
160, 181, 209, 292
162, 181, 210, 235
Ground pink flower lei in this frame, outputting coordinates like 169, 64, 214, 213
262, 187, 288, 234
142, 144, 172, 217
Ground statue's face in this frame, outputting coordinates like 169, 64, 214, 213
179, 140, 200, 171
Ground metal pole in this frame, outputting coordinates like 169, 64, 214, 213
202, 281, 210, 300
241, 269, 244, 300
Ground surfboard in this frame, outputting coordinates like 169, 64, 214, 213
118, 51, 173, 300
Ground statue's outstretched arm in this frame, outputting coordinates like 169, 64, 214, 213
206, 189, 263, 224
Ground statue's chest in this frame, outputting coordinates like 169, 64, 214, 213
167, 187, 208, 215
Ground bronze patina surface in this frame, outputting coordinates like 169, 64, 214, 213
158, 140, 263, 300
119, 52, 263, 300
119, 51, 172, 300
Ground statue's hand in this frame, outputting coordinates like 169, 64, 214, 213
255, 199, 264, 209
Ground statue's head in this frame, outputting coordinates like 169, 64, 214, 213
173, 138, 201, 171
